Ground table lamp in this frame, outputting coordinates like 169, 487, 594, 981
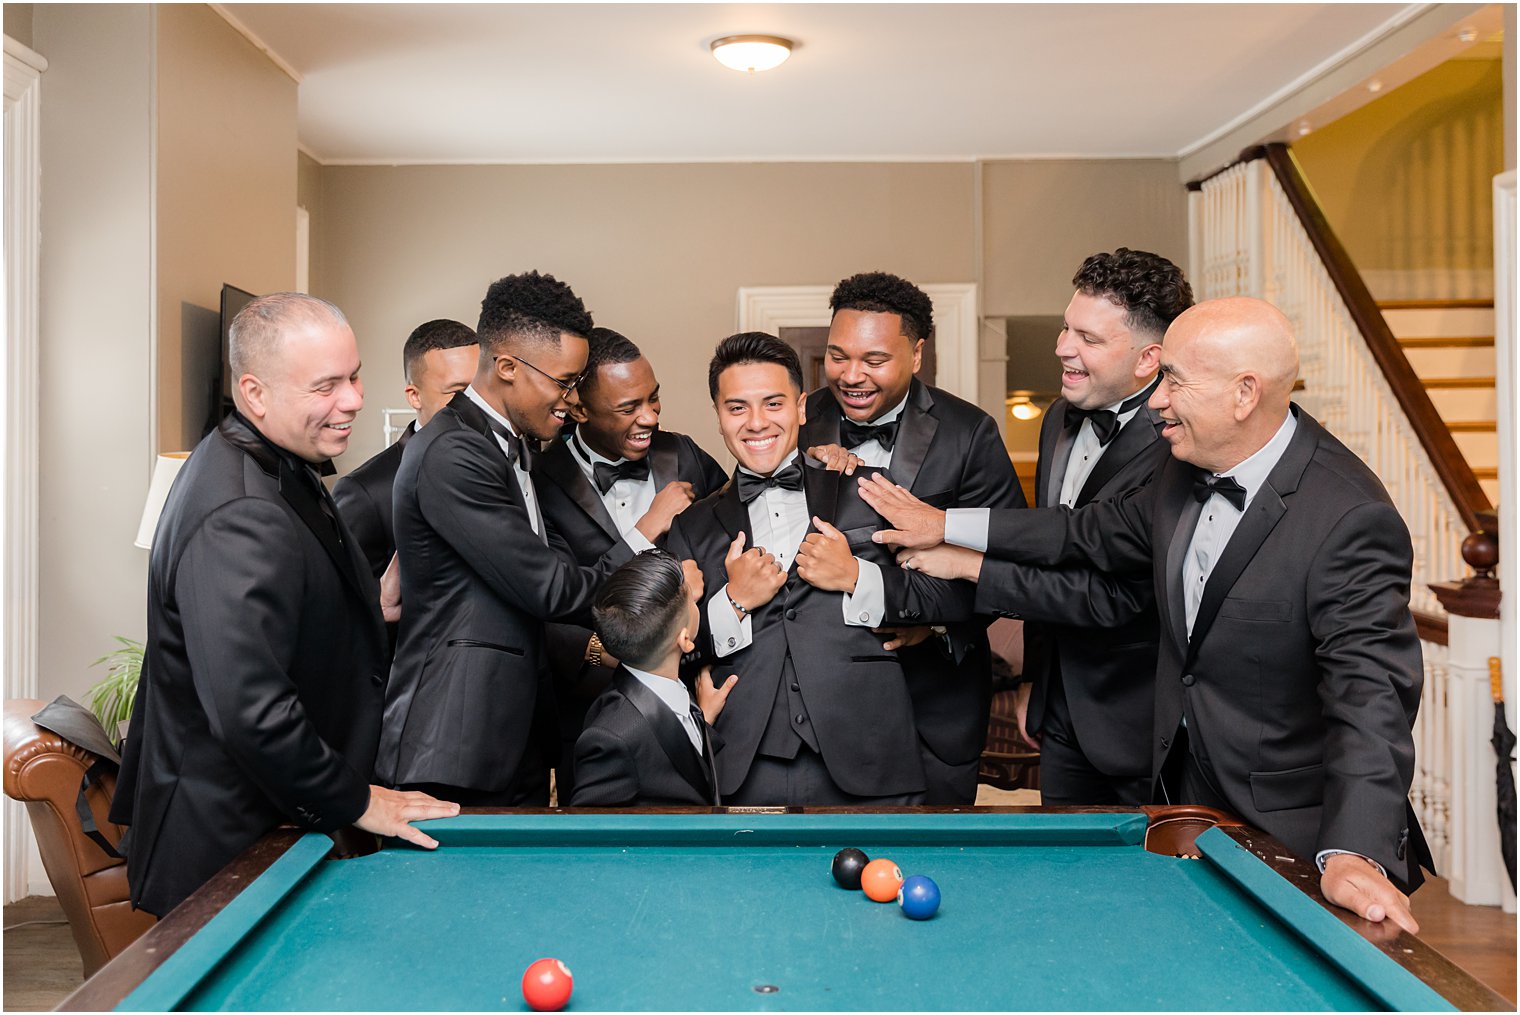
134, 452, 190, 550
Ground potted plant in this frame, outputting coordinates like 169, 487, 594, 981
88, 636, 142, 748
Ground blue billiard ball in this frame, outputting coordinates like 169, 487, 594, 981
898, 874, 941, 920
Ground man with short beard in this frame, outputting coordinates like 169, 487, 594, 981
378, 272, 634, 806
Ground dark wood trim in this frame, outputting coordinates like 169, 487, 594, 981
1255, 143, 1491, 529
1377, 298, 1496, 310
1412, 609, 1450, 646
1429, 578, 1502, 620
1396, 337, 1495, 349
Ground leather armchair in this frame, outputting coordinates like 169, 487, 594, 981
2, 698, 154, 977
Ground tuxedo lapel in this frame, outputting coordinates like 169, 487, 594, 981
1185, 409, 1315, 662
889, 380, 938, 492
803, 392, 844, 449
714, 477, 752, 547
1039, 401, 1074, 508
647, 431, 681, 489
613, 668, 713, 801
449, 392, 548, 543
1158, 479, 1199, 655
1077, 406, 1161, 506
539, 441, 620, 541
802, 458, 840, 530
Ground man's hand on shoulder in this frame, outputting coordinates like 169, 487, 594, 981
355, 786, 461, 849
806, 444, 863, 475
635, 481, 697, 541
857, 474, 946, 551
1320, 852, 1419, 935
896, 543, 983, 582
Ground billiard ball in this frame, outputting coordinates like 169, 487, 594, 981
898, 874, 941, 920
831, 847, 870, 889
522, 957, 573, 1011
860, 857, 904, 902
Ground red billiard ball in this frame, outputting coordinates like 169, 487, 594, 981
522, 957, 573, 1011
860, 858, 904, 902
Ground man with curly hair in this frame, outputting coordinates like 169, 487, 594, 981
799, 271, 1023, 804
377, 271, 635, 805
988, 249, 1192, 805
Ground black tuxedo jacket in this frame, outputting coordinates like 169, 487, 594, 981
570, 668, 720, 806
332, 422, 414, 580
533, 429, 727, 682
377, 392, 633, 793
982, 407, 1430, 889
110, 413, 386, 916
801, 378, 1024, 766
666, 461, 975, 798
992, 396, 1170, 777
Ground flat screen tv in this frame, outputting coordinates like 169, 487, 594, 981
205, 284, 257, 436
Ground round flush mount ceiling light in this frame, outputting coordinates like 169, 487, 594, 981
711, 35, 794, 73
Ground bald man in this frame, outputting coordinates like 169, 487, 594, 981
112, 293, 457, 917
860, 296, 1431, 933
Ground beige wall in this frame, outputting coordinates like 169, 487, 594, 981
1294, 57, 1504, 302
4, 2, 35, 48
155, 3, 297, 451
33, 4, 156, 704
312, 162, 980, 470
298, 150, 326, 293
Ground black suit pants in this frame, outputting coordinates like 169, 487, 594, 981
1036, 673, 1151, 806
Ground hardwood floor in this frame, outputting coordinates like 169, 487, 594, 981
5, 875, 1514, 1010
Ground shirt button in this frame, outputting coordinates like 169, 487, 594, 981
859, 612, 870, 622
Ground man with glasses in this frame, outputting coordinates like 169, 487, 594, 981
378, 271, 635, 806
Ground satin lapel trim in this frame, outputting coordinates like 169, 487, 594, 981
889, 380, 937, 492
647, 431, 680, 488
1186, 483, 1287, 663
613, 668, 712, 799
540, 442, 621, 542
1160, 484, 1200, 655
1035, 403, 1063, 508
714, 478, 752, 547
1077, 407, 1160, 506
277, 463, 370, 608
803, 459, 839, 529
801, 391, 843, 450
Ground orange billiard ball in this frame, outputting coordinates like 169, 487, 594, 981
860, 858, 904, 902
522, 957, 574, 1011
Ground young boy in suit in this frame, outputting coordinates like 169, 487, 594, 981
571, 550, 737, 806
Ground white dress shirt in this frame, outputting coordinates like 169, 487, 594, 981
838, 394, 909, 468
1182, 412, 1297, 635
465, 385, 543, 537
1058, 395, 1149, 508
708, 450, 885, 657
625, 665, 702, 752
569, 431, 657, 553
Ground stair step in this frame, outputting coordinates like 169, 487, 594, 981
1445, 420, 1497, 433
1382, 306, 1495, 338
1428, 388, 1497, 419
1402, 346, 1496, 377
1397, 336, 1495, 348
1481, 478, 1501, 503
1473, 467, 1498, 480
1420, 376, 1497, 389
1377, 299, 1495, 310
1451, 430, 1498, 464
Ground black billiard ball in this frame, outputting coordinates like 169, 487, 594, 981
831, 847, 870, 889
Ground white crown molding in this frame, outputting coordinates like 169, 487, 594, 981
296, 151, 1181, 168
209, 3, 303, 85
4, 34, 44, 905
735, 283, 980, 405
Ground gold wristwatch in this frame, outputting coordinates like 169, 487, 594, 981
587, 633, 604, 668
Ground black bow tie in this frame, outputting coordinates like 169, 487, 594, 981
1063, 406, 1120, 446
485, 417, 532, 470
1193, 473, 1248, 511
840, 417, 900, 451
736, 460, 804, 503
592, 458, 650, 494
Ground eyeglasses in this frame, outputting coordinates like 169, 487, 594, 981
497, 355, 583, 397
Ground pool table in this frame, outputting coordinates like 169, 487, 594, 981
61, 806, 1505, 1011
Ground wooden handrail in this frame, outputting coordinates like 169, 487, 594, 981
1189, 143, 1492, 531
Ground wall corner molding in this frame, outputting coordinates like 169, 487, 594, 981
207, 4, 302, 85
735, 283, 979, 404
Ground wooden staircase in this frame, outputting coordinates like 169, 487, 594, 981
1381, 299, 1499, 505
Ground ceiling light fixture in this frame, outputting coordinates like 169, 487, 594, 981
1367, 79, 1383, 94
1457, 26, 1479, 43
710, 35, 793, 74
1006, 392, 1043, 422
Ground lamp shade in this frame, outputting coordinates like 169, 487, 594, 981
135, 452, 191, 550
710, 35, 793, 73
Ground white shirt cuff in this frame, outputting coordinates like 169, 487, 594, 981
944, 508, 990, 552
623, 528, 657, 554
1314, 849, 1386, 878
708, 583, 753, 658
841, 558, 885, 628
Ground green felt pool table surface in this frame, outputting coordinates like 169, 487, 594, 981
62, 808, 1505, 1012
